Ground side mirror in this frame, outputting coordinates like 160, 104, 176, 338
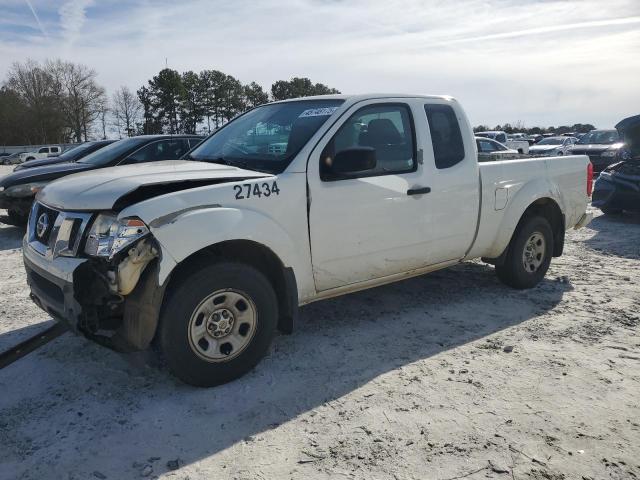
329, 147, 377, 175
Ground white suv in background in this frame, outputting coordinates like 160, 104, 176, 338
20, 145, 63, 162
528, 136, 577, 156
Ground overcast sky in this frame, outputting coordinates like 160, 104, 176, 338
1, 0, 639, 128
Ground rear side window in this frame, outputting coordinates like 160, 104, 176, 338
424, 104, 465, 169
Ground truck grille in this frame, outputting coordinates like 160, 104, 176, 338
28, 202, 93, 258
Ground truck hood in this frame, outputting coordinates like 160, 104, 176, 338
37, 160, 270, 211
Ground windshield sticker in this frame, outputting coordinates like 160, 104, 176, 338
299, 107, 339, 118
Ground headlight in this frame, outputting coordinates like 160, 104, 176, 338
84, 214, 150, 259
3, 182, 48, 197
601, 150, 617, 157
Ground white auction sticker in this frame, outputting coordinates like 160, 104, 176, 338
299, 107, 339, 118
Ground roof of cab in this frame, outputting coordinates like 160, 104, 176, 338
269, 93, 457, 104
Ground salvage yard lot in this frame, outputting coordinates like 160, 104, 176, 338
0, 165, 639, 480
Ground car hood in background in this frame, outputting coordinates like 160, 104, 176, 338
14, 157, 75, 171
37, 160, 271, 211
0, 161, 92, 189
616, 114, 640, 156
529, 145, 558, 152
570, 144, 622, 154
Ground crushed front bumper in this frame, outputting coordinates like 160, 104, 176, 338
23, 236, 87, 331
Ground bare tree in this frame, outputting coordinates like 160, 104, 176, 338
47, 59, 106, 142
96, 97, 109, 140
112, 86, 141, 138
6, 59, 66, 143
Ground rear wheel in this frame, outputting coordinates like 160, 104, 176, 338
495, 216, 554, 289
158, 261, 278, 387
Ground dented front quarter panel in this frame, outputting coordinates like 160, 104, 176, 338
117, 171, 316, 301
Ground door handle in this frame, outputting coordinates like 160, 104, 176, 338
407, 186, 431, 196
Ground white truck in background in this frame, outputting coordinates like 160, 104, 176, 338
23, 94, 592, 387
20, 145, 63, 162
476, 131, 530, 154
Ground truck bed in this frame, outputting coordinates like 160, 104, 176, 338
467, 154, 590, 260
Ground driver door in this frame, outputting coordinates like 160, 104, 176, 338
307, 100, 435, 292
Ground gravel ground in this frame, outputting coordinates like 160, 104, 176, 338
0, 164, 639, 480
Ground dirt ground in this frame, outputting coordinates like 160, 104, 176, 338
0, 164, 639, 480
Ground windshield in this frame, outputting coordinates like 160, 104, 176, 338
537, 138, 564, 145
188, 99, 344, 173
57, 142, 98, 161
577, 130, 619, 145
78, 137, 149, 166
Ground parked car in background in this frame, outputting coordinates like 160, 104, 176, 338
592, 115, 640, 214
22, 94, 591, 386
20, 145, 63, 162
1, 152, 27, 165
0, 135, 203, 225
14, 140, 116, 171
476, 137, 519, 162
529, 136, 577, 156
476, 131, 529, 154
569, 129, 623, 173
525, 134, 543, 145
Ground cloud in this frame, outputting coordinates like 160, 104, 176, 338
58, 0, 93, 43
1, 0, 639, 128
23, 0, 48, 38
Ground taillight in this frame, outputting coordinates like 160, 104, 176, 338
587, 162, 593, 196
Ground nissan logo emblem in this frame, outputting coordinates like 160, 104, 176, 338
36, 212, 49, 239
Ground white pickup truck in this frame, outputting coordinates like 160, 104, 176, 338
23, 94, 592, 386
20, 145, 63, 162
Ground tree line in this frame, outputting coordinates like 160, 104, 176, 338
0, 58, 340, 146
473, 122, 596, 135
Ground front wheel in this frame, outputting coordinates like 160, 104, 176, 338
600, 207, 622, 215
495, 216, 554, 289
5, 208, 29, 226
158, 261, 278, 387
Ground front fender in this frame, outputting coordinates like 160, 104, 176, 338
135, 206, 300, 286
485, 177, 565, 259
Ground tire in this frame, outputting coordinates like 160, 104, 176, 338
600, 207, 622, 215
495, 216, 554, 290
6, 209, 29, 226
158, 261, 278, 387
25, 157, 35, 161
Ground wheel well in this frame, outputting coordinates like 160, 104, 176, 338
483, 197, 565, 266
164, 240, 297, 334
521, 198, 565, 257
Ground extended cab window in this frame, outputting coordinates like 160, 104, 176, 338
321, 104, 415, 180
424, 104, 465, 169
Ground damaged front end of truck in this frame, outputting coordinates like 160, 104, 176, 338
592, 114, 640, 214
23, 203, 166, 353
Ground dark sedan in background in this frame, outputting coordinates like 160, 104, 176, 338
569, 129, 623, 173
13, 140, 116, 171
0, 135, 203, 225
